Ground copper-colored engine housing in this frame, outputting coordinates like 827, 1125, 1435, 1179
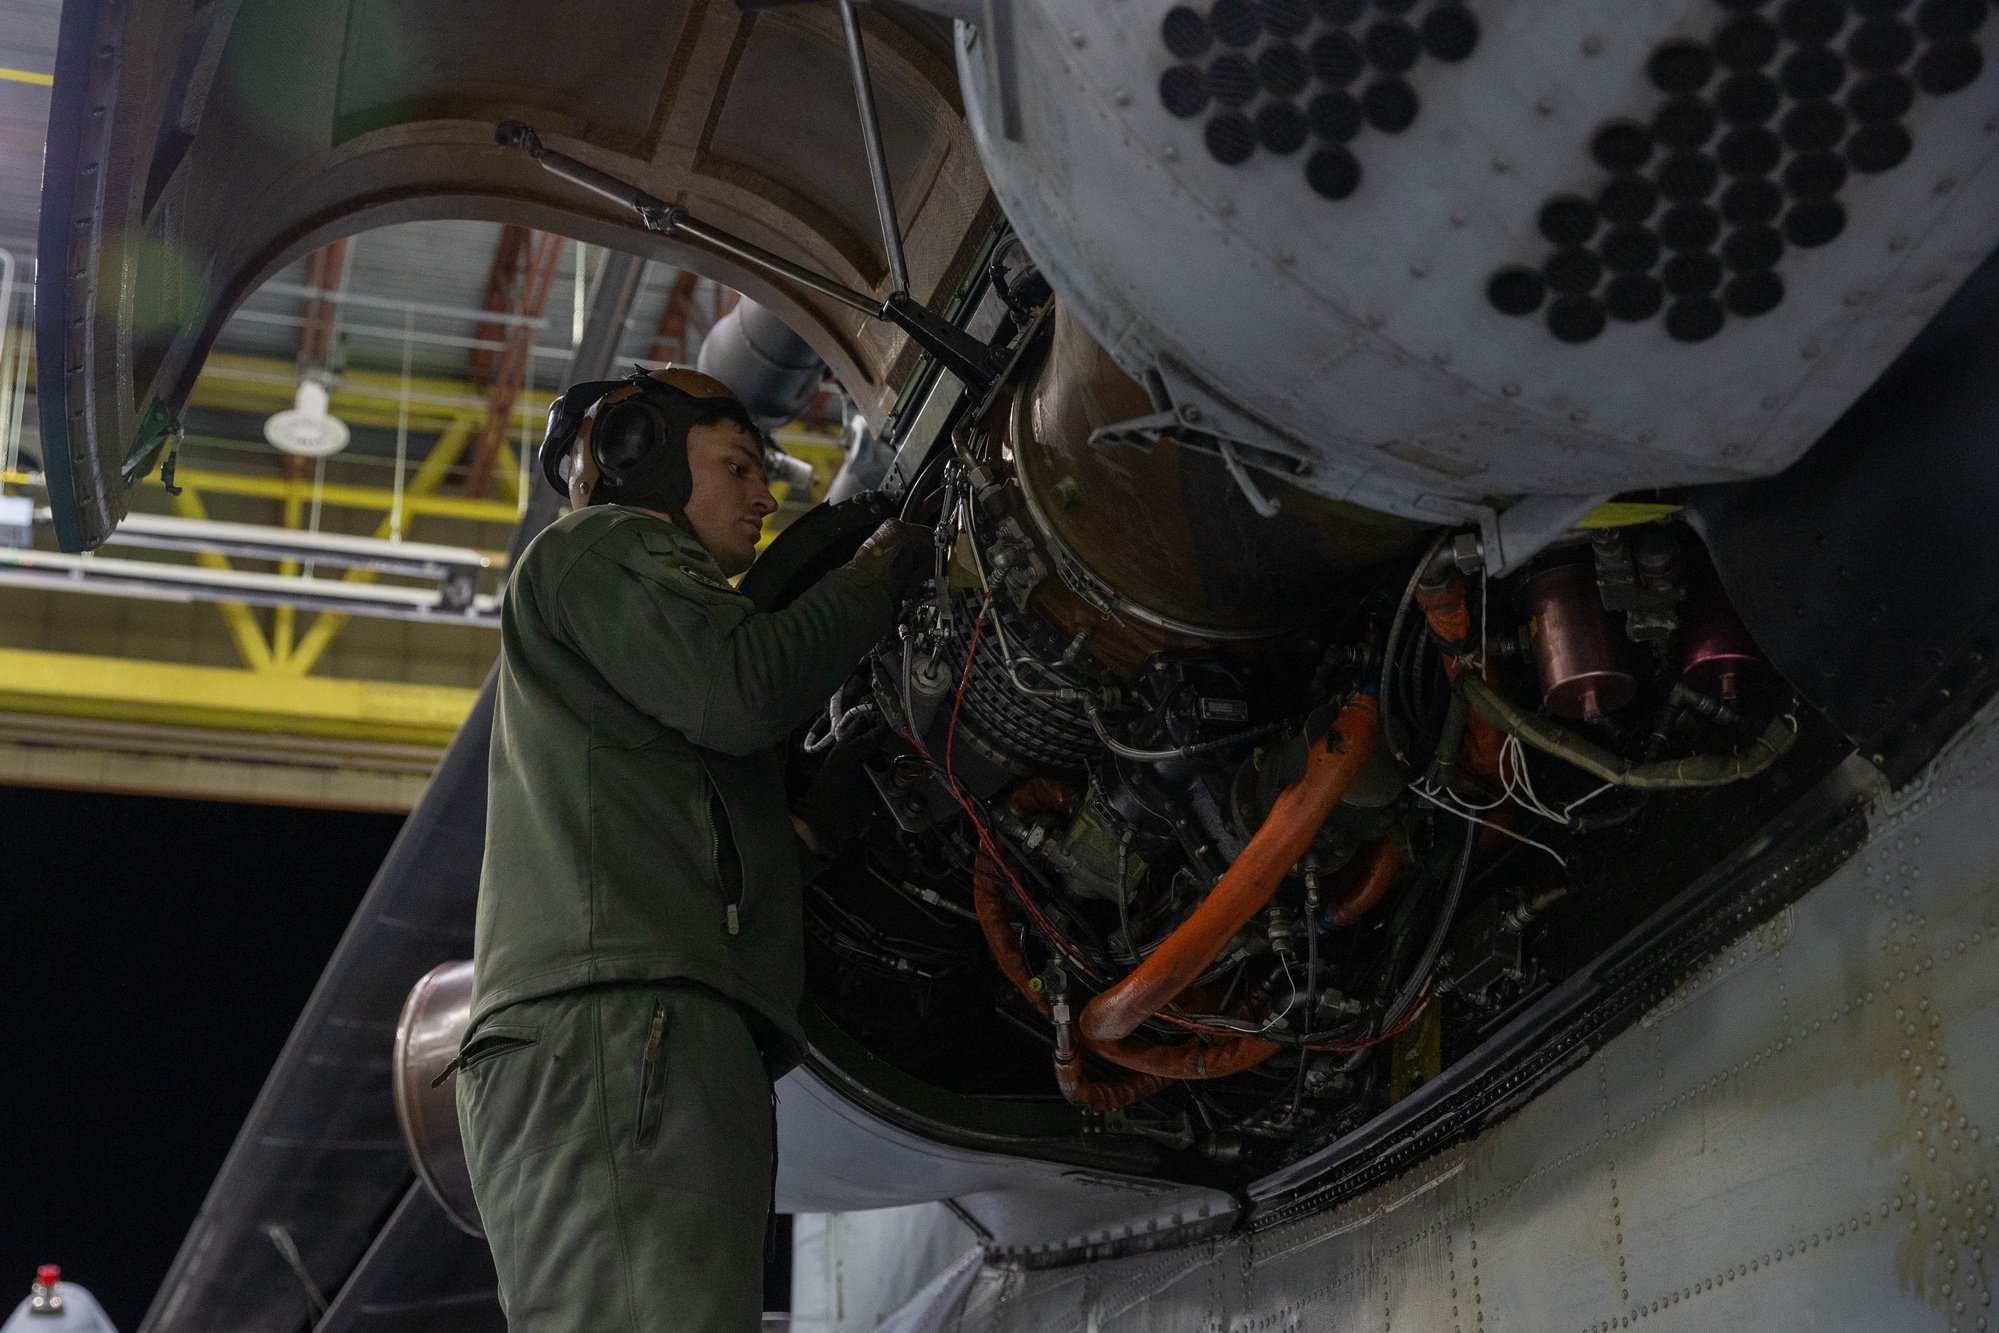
1009, 307, 1429, 650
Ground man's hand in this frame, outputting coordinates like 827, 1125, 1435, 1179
793, 739, 876, 861
848, 519, 934, 603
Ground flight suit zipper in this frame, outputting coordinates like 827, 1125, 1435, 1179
635, 1000, 668, 1147
703, 770, 745, 936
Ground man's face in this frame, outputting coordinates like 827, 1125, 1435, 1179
680, 418, 777, 576
568, 399, 777, 576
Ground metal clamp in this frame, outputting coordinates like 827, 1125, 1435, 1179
1088, 410, 1287, 520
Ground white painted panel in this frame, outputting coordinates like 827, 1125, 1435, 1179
958, 1, 1999, 519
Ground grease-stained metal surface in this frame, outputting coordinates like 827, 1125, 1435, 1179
953, 701, 1999, 1332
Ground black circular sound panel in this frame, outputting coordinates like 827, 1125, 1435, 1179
1158, 0, 1483, 201
1487, 0, 1988, 344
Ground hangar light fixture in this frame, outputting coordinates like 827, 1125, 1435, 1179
263, 376, 351, 458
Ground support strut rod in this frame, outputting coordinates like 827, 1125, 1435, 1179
838, 0, 911, 297
495, 121, 1007, 393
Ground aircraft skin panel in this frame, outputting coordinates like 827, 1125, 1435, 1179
944, 700, 1999, 1330
776, 1057, 1235, 1239
956, 0, 1999, 524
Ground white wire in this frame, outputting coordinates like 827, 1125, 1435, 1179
1412, 727, 1616, 870
1410, 783, 1570, 868
1561, 780, 1618, 819
1420, 766, 1507, 812
1260, 953, 1300, 1033
1501, 735, 1566, 824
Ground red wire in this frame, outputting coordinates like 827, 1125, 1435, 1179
903, 592, 1090, 975
906, 589, 1284, 1041
1308, 990, 1435, 1052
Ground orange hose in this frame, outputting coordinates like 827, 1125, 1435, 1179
1414, 580, 1473, 647
1087, 1027, 1278, 1080
1051, 1047, 1170, 1110
1085, 844, 1402, 1082
974, 752, 1309, 1097
1417, 576, 1503, 777
971, 854, 1172, 1108
1330, 838, 1404, 927
1080, 696, 1381, 1044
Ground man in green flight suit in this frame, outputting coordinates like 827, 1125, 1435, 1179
455, 365, 928, 1332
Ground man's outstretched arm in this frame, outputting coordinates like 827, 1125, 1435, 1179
554, 520, 929, 755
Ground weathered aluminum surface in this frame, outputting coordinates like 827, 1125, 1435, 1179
956, 1, 1999, 526
950, 698, 1999, 1331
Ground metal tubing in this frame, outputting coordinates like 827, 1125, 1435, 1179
501, 120, 886, 317
0, 548, 500, 624
667, 213, 883, 316
502, 120, 1004, 389
99, 512, 493, 576
838, 0, 911, 295
529, 149, 677, 230
258, 281, 551, 330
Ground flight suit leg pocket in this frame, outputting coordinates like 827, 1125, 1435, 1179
458, 1023, 540, 1073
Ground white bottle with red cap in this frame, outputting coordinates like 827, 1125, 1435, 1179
0, 1267, 115, 1333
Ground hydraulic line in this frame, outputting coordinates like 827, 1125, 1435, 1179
1329, 837, 1404, 927
970, 853, 1172, 1109
1415, 570, 1505, 777
1460, 675, 1797, 788
1080, 695, 1382, 1043
977, 786, 1282, 1090
1380, 532, 1449, 766
1379, 820, 1472, 1037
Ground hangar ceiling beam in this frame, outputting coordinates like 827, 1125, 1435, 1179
296, 241, 349, 374
464, 230, 565, 498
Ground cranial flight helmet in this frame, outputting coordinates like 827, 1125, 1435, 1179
537, 365, 761, 512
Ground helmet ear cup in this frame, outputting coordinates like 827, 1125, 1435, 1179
591, 398, 664, 487
543, 372, 710, 510
537, 377, 624, 497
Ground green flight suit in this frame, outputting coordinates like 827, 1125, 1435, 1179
457, 504, 894, 1332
